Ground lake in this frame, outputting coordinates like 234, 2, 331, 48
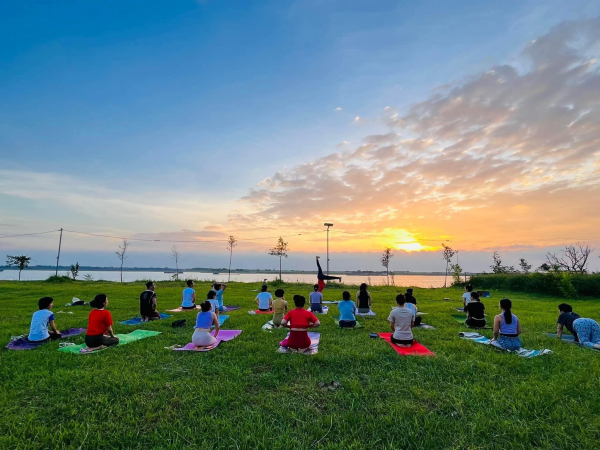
0, 270, 450, 288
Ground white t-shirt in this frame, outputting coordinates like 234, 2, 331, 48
256, 292, 273, 309
309, 291, 323, 304
462, 292, 472, 305
387, 307, 415, 340
28, 309, 54, 342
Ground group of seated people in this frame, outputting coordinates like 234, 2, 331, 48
23, 280, 600, 353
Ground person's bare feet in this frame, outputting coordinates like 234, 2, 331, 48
316, 256, 320, 260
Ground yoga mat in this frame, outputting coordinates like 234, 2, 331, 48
58, 330, 161, 354
454, 307, 465, 312
310, 306, 329, 314
544, 333, 575, 341
5, 328, 86, 350
333, 315, 363, 329
322, 301, 339, 305
452, 314, 467, 323
278, 332, 320, 355
119, 313, 171, 325
248, 309, 273, 315
222, 305, 241, 312
262, 321, 287, 331
414, 324, 436, 330
216, 315, 229, 326
171, 330, 242, 352
355, 310, 376, 316
459, 332, 552, 357
166, 306, 201, 312
378, 333, 434, 356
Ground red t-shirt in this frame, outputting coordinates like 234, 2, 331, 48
86, 309, 113, 335
283, 308, 318, 328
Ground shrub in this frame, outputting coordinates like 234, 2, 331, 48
467, 273, 600, 298
45, 275, 73, 283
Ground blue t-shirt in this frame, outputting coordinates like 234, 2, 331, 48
182, 288, 195, 307
256, 292, 273, 309
195, 311, 213, 329
209, 299, 219, 312
338, 300, 356, 321
406, 303, 417, 314
213, 289, 224, 307
28, 309, 54, 341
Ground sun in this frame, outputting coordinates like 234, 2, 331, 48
395, 242, 428, 252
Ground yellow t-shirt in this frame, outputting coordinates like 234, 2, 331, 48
272, 298, 287, 314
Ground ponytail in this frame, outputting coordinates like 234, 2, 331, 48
500, 298, 512, 325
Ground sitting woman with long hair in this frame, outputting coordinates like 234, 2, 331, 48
356, 283, 372, 314
491, 298, 522, 350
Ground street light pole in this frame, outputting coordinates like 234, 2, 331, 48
324, 223, 333, 276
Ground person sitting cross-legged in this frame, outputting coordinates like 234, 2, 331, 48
387, 294, 415, 347
280, 295, 320, 352
337, 291, 357, 328
464, 292, 486, 328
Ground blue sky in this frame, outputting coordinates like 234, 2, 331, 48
1, 0, 600, 272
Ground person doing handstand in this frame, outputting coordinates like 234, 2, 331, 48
315, 256, 342, 293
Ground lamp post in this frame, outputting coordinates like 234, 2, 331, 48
324, 223, 333, 276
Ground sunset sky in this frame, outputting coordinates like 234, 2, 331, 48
1, 1, 600, 272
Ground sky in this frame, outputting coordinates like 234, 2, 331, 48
1, 0, 600, 273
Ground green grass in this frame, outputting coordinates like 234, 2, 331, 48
1, 280, 599, 449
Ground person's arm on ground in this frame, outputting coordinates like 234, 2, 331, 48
255, 296, 260, 307
310, 319, 321, 328
556, 323, 563, 339
368, 293, 372, 308
284, 300, 288, 312
107, 325, 116, 338
49, 319, 60, 336
269, 297, 273, 309
212, 313, 220, 339
191, 292, 196, 305
491, 316, 500, 341
390, 321, 396, 333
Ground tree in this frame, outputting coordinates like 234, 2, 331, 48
546, 243, 594, 274
227, 235, 237, 283
381, 247, 394, 285
441, 244, 456, 287
171, 246, 180, 281
268, 237, 289, 281
537, 262, 552, 272
519, 258, 532, 274
6, 255, 31, 281
70, 262, 80, 280
115, 240, 129, 283
451, 263, 463, 285
490, 251, 516, 274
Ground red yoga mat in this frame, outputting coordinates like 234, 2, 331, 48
253, 310, 273, 314
378, 333, 435, 356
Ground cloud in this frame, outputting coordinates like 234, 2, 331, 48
234, 17, 600, 252
334, 107, 342, 111
336, 141, 350, 148
352, 116, 369, 124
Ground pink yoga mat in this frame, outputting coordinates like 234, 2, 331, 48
166, 306, 201, 312
378, 333, 435, 356
252, 309, 273, 314
172, 330, 242, 352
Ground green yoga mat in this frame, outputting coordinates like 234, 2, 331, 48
58, 330, 161, 354
333, 315, 363, 329
451, 314, 467, 323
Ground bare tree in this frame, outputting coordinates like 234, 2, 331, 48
6, 255, 31, 281
227, 235, 237, 283
171, 246, 180, 281
268, 237, 289, 281
70, 262, 80, 280
441, 244, 456, 287
546, 242, 594, 274
519, 258, 532, 274
115, 240, 129, 283
381, 247, 394, 285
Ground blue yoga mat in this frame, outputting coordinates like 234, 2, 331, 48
119, 313, 171, 325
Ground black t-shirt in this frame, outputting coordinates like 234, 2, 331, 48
140, 290, 157, 315
357, 291, 370, 309
464, 301, 485, 319
558, 312, 580, 335
405, 294, 417, 305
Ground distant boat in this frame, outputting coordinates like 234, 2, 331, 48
164, 270, 183, 274
213, 272, 220, 275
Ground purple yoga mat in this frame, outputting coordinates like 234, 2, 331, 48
224, 305, 241, 312
172, 330, 242, 352
5, 328, 86, 350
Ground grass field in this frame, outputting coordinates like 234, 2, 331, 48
1, 280, 599, 450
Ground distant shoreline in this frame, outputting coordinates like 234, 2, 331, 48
0, 266, 467, 276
